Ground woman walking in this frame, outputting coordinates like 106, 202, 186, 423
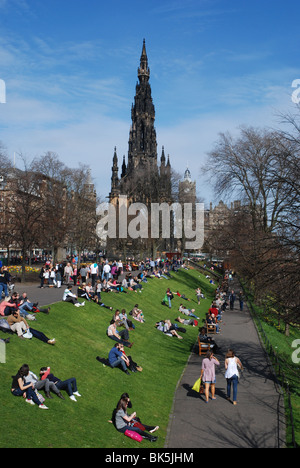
225, 349, 243, 405
200, 351, 220, 403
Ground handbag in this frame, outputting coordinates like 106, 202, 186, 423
132, 418, 145, 431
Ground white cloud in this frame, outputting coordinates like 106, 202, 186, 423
1, 24, 299, 209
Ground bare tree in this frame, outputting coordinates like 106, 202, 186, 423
66, 165, 97, 267
203, 125, 300, 332
8, 156, 45, 280
32, 152, 69, 264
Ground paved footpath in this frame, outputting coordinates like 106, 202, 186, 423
165, 278, 286, 449
13, 282, 65, 307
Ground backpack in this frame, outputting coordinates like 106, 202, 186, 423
0, 319, 13, 334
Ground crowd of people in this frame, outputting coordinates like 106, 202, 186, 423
1, 255, 244, 442
1, 256, 188, 443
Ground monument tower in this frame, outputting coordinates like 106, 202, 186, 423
107, 40, 172, 257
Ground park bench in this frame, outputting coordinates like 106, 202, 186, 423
197, 336, 212, 355
206, 321, 217, 335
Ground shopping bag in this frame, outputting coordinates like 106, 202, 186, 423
192, 377, 201, 393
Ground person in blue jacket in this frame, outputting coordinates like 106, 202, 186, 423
108, 343, 130, 374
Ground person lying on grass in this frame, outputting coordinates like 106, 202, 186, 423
178, 304, 199, 319
155, 320, 183, 339
7, 310, 56, 345
175, 316, 197, 326
40, 367, 81, 402
172, 291, 191, 301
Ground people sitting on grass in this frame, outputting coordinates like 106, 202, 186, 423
101, 279, 110, 293
40, 367, 81, 402
22, 364, 65, 400
7, 310, 56, 344
137, 271, 148, 283
128, 276, 143, 292
108, 343, 130, 375
130, 304, 145, 323
155, 320, 183, 339
110, 393, 158, 433
112, 309, 131, 329
113, 396, 158, 442
107, 278, 127, 293
0, 297, 17, 317
152, 268, 169, 279
11, 364, 49, 410
16, 292, 50, 318
106, 319, 133, 348
119, 309, 135, 330
81, 281, 112, 309
178, 304, 199, 319
62, 285, 85, 307
77, 283, 91, 301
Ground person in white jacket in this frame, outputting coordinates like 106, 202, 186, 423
62, 286, 85, 307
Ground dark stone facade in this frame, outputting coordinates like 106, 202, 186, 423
109, 40, 171, 204
107, 40, 172, 258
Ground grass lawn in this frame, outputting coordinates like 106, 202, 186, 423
251, 305, 300, 448
0, 267, 217, 448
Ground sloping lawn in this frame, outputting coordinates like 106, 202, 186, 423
0, 268, 217, 448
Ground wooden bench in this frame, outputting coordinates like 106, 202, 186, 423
206, 321, 217, 335
198, 336, 212, 355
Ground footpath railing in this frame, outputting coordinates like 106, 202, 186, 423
240, 280, 297, 448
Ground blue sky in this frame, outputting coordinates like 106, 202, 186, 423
0, 0, 299, 206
